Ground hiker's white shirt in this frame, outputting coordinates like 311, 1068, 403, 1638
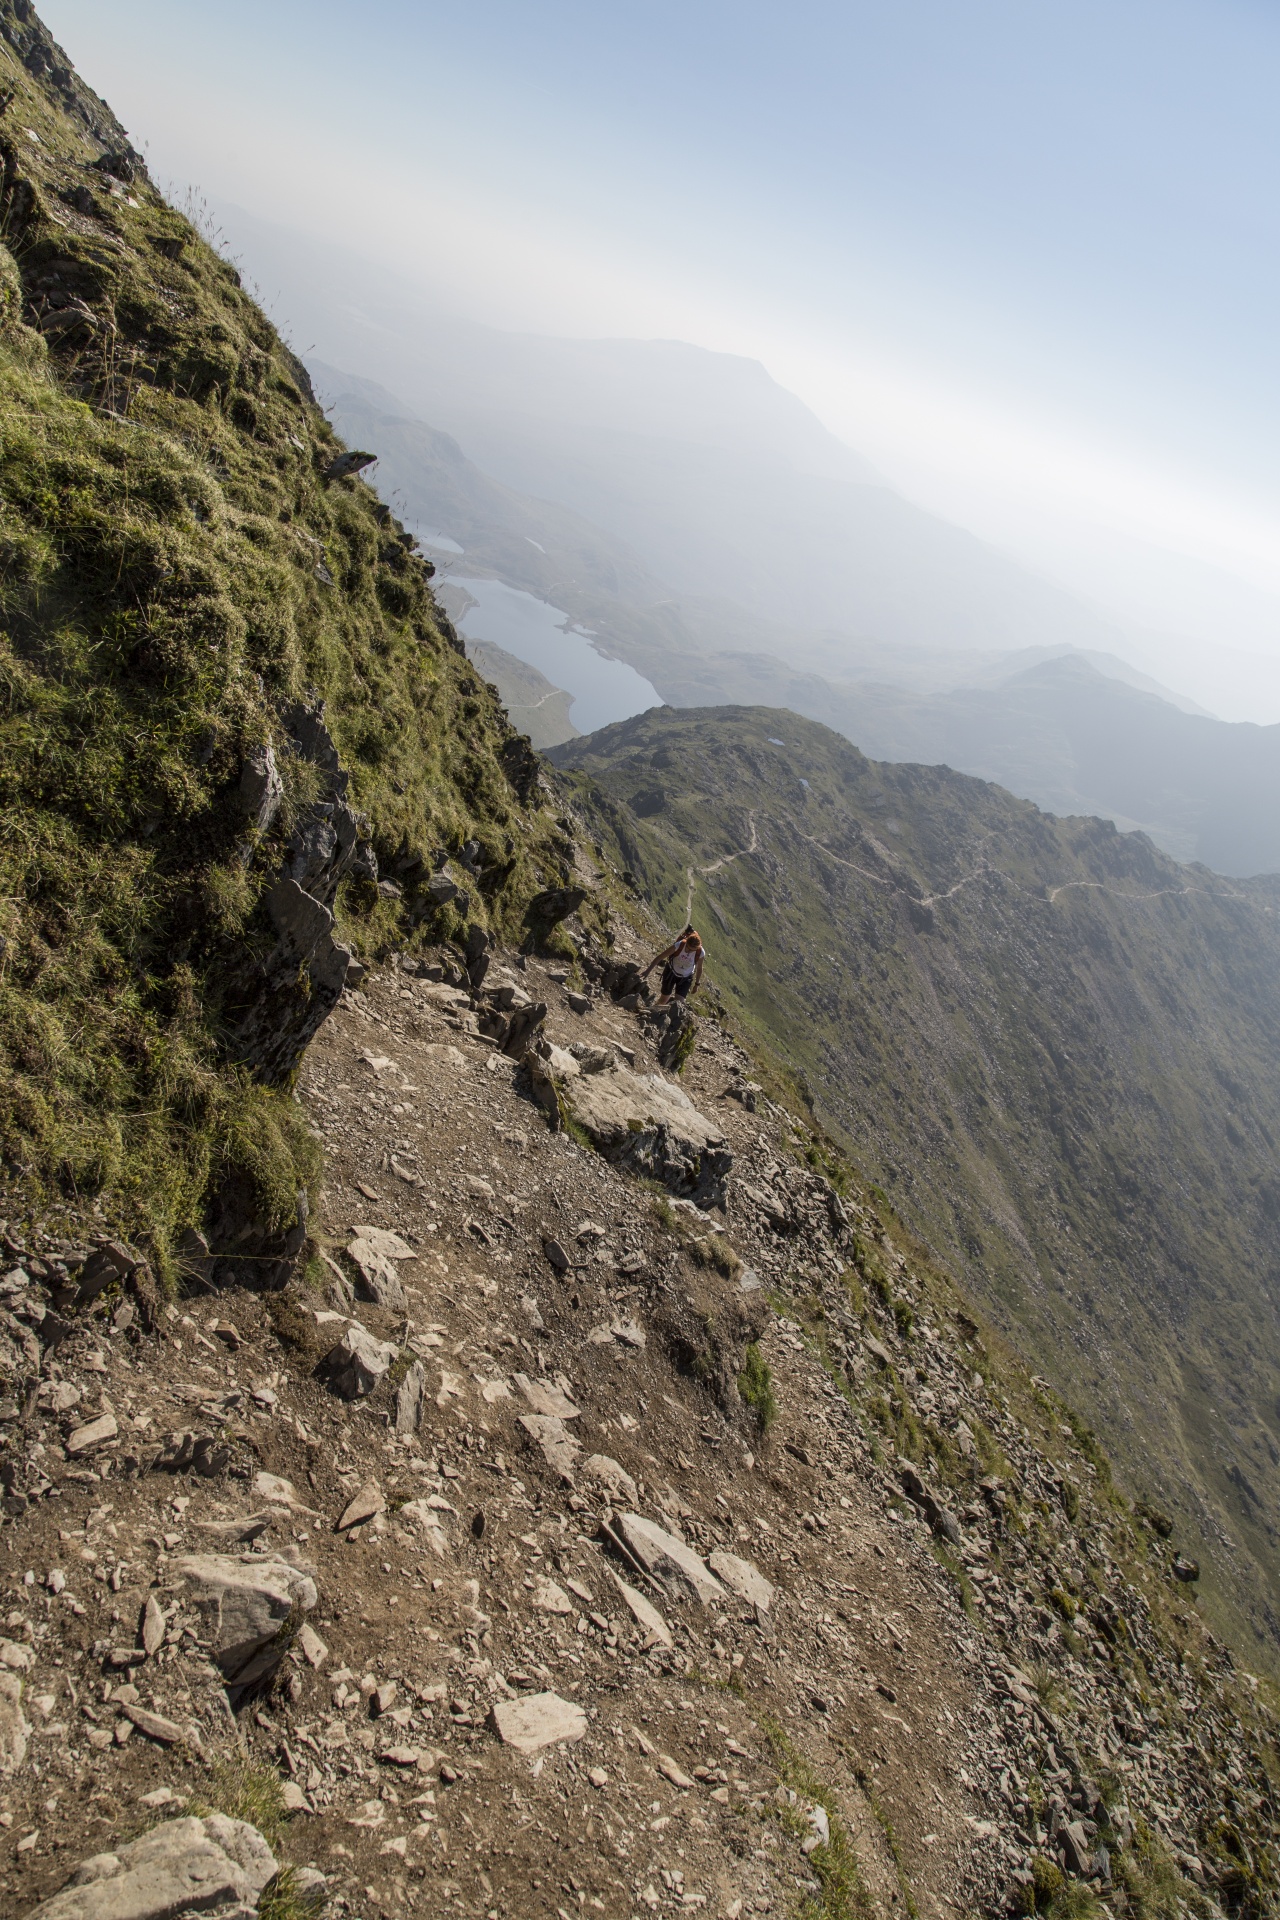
671, 947, 700, 978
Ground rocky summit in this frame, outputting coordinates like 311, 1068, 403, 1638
0, 8, 1278, 1920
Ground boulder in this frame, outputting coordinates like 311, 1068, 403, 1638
172, 1554, 317, 1689
319, 1322, 398, 1398
707, 1549, 775, 1612
490, 1691, 587, 1754
26, 1814, 276, 1920
558, 1065, 732, 1207
613, 1512, 726, 1606
346, 1239, 407, 1312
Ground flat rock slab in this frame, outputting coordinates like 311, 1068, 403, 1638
0, 1670, 29, 1774
490, 1691, 588, 1754
614, 1512, 726, 1606
707, 1549, 776, 1612
608, 1569, 673, 1647
27, 1813, 276, 1920
173, 1554, 317, 1688
349, 1224, 416, 1260
336, 1480, 386, 1531
517, 1412, 581, 1480
514, 1371, 580, 1420
65, 1414, 118, 1456
559, 1066, 733, 1207
531, 1577, 574, 1615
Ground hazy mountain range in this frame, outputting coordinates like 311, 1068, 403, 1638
315, 361, 1280, 874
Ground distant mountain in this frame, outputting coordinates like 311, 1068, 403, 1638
833, 654, 1280, 874
225, 204, 1146, 662
318, 366, 1280, 873
551, 704, 1280, 1666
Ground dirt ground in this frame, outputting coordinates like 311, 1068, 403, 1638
0, 912, 1260, 1920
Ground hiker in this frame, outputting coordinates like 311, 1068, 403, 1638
644, 925, 705, 1006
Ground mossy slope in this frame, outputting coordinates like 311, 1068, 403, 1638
0, 1, 565, 1268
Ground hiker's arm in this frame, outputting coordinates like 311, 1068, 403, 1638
643, 944, 674, 976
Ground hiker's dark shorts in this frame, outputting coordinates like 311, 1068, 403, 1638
661, 964, 693, 1000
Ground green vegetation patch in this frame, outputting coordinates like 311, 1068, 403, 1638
0, 70, 567, 1268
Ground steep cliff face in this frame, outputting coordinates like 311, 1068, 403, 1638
0, 0, 571, 1275
550, 708, 1280, 1672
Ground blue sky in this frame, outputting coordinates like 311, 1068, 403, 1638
39, 0, 1280, 688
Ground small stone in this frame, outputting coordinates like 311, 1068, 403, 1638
567, 991, 592, 1014
657, 1754, 694, 1789
336, 1481, 386, 1532
280, 1781, 312, 1813
588, 1767, 609, 1789
65, 1413, 118, 1456
380, 1745, 422, 1767
802, 1805, 830, 1855
373, 1681, 398, 1716
0, 1672, 29, 1774
122, 1704, 186, 1745
490, 1691, 587, 1755
296, 1623, 328, 1669
395, 1360, 427, 1437
543, 1239, 571, 1274
142, 1594, 166, 1657
46, 1570, 66, 1595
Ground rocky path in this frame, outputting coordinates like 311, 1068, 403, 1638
0, 908, 1274, 1920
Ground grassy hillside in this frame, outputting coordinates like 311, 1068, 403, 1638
0, 4, 569, 1273
551, 705, 1280, 1669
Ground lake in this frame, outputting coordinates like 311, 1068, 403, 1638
451, 576, 660, 735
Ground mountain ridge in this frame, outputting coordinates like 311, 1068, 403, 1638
550, 705, 1280, 1669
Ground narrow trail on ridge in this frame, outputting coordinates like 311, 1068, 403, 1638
731, 822, 1257, 919
684, 809, 759, 921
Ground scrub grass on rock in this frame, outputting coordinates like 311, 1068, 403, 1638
0, 4, 567, 1269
